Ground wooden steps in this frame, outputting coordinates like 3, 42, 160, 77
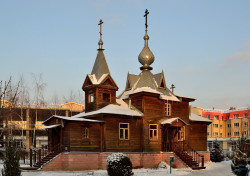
174, 150, 206, 170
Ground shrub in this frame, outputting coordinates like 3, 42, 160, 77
106, 153, 133, 176
2, 137, 22, 176
210, 141, 224, 162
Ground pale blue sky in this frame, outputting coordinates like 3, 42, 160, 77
1, 0, 250, 109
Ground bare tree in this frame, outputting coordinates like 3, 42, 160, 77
51, 91, 60, 114
31, 73, 47, 147
0, 77, 20, 146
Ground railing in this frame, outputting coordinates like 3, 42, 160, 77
29, 143, 62, 168
182, 141, 204, 168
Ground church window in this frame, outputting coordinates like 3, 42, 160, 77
165, 103, 171, 116
82, 128, 89, 139
159, 80, 165, 88
119, 123, 129, 140
149, 124, 158, 140
89, 93, 94, 103
178, 127, 185, 141
103, 93, 110, 102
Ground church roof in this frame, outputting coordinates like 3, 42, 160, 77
118, 70, 180, 102
91, 49, 111, 81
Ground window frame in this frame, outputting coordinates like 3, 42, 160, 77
119, 123, 129, 140
89, 93, 94, 103
82, 127, 89, 139
165, 103, 171, 116
178, 127, 185, 141
149, 124, 158, 140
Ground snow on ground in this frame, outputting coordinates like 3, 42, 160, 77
0, 160, 247, 176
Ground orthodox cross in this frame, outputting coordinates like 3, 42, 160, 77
170, 84, 175, 93
144, 9, 149, 29
98, 19, 103, 38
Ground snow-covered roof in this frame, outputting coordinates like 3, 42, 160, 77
175, 94, 196, 101
119, 86, 180, 102
42, 124, 61, 129
160, 117, 188, 125
118, 70, 180, 102
189, 113, 212, 123
73, 99, 143, 118
43, 115, 104, 124
43, 99, 143, 124
88, 73, 109, 85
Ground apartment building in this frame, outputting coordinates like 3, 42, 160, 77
191, 106, 250, 151
201, 107, 250, 151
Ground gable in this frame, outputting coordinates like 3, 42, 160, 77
125, 78, 131, 90
100, 75, 118, 88
82, 75, 93, 89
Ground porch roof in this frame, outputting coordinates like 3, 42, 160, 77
160, 117, 188, 125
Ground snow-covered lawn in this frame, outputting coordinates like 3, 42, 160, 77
9, 160, 246, 176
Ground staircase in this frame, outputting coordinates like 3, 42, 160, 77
173, 142, 206, 170
33, 151, 61, 168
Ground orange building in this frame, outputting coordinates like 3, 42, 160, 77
201, 107, 250, 151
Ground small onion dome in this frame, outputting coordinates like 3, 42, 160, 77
98, 39, 103, 49
138, 31, 155, 70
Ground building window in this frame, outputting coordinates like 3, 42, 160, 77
165, 103, 171, 116
89, 93, 94, 103
178, 127, 185, 141
82, 128, 89, 139
220, 133, 222, 137
207, 132, 210, 136
244, 131, 248, 136
206, 115, 210, 119
149, 124, 158, 140
228, 132, 231, 137
234, 123, 239, 127
213, 124, 218, 128
227, 124, 231, 128
103, 93, 110, 102
119, 123, 129, 140
245, 122, 248, 127
220, 125, 222, 129
234, 132, 239, 136
234, 114, 239, 119
214, 115, 219, 120
244, 113, 248, 118
214, 132, 218, 137
227, 115, 230, 120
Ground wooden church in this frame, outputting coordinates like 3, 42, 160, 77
43, 10, 211, 170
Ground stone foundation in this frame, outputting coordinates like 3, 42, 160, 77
42, 151, 210, 171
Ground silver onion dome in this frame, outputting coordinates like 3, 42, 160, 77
138, 30, 155, 70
